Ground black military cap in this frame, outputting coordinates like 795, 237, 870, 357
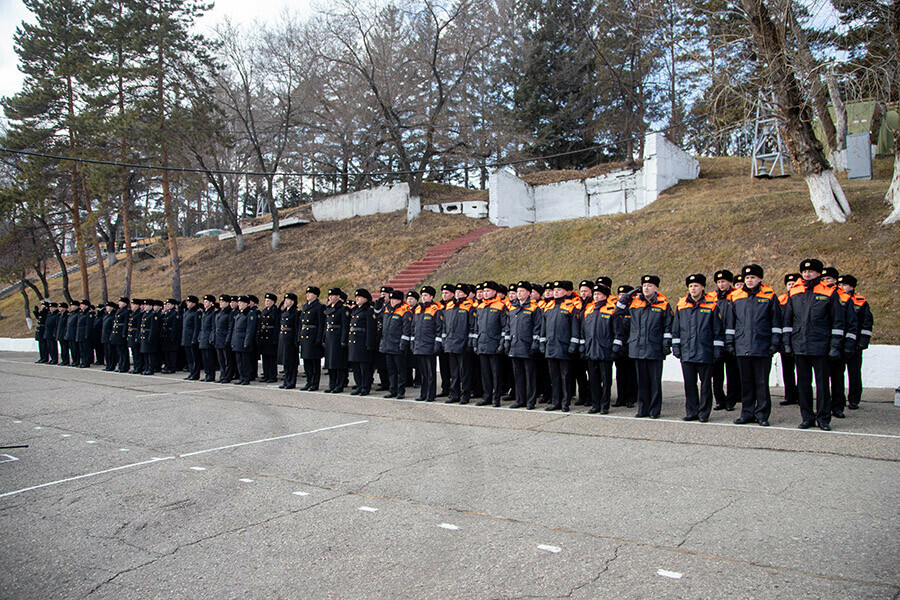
483, 281, 500, 292
284, 292, 298, 303
544, 281, 554, 289
80, 299, 90, 306
237, 295, 250, 303
641, 275, 660, 287
380, 286, 393, 294
837, 274, 857, 288
498, 284, 508, 295
166, 298, 178, 306
117, 297, 129, 304
130, 298, 141, 305
554, 280, 574, 291
579, 279, 594, 291
389, 290, 404, 300
475, 282, 484, 291
230, 295, 239, 302
742, 264, 764, 279
186, 295, 199, 304
355, 288, 372, 301
595, 284, 611, 297
822, 266, 840, 279
49, 302, 58, 307
306, 286, 320, 296
106, 302, 117, 308
685, 273, 706, 287
516, 281, 531, 291
441, 283, 455, 292
531, 283, 544, 295
421, 285, 437, 296
799, 258, 824, 273
260, 293, 274, 302
327, 287, 342, 296
508, 283, 517, 293
406, 290, 420, 300
617, 285, 634, 295
59, 302, 68, 308
734, 274, 744, 284
784, 273, 800, 285
203, 294, 216, 303
218, 294, 230, 303
455, 283, 467, 292
714, 270, 734, 283
338, 291, 347, 301
595, 276, 612, 289
248, 295, 259, 304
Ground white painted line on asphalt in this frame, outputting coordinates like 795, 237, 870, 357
33, 426, 43, 430
657, 569, 683, 579
293, 491, 309, 496
60, 434, 71, 438
119, 448, 130, 452
0, 456, 175, 499
537, 544, 561, 554
438, 523, 459, 530
178, 420, 369, 458
0, 454, 19, 464
238, 478, 254, 483
358, 506, 379, 512
13, 420, 22, 424
86, 440, 97, 444
135, 388, 220, 398
190, 466, 206, 471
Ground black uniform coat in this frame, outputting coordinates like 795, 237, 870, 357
473, 297, 508, 355
299, 299, 326, 360
64, 310, 80, 341
198, 308, 216, 350
214, 307, 233, 349
723, 285, 781, 357
34, 307, 48, 340
257, 305, 280, 356
614, 293, 674, 360
139, 310, 162, 353
507, 299, 542, 358
44, 311, 60, 341
181, 306, 201, 347
75, 309, 93, 343
56, 311, 69, 341
277, 305, 300, 366
324, 301, 350, 369
111, 307, 130, 345
783, 277, 847, 357
101, 311, 116, 344
127, 309, 143, 346
672, 294, 725, 364
540, 296, 582, 359
231, 307, 257, 352
161, 308, 182, 351
411, 302, 442, 356
380, 303, 413, 355
348, 303, 378, 363
441, 298, 474, 354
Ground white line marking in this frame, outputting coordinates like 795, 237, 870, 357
438, 523, 459, 530
86, 440, 97, 444
135, 388, 220, 398
358, 506, 378, 512
292, 491, 309, 496
657, 569, 683, 579
178, 420, 369, 458
13, 420, 22, 424
537, 544, 561, 553
33, 426, 43, 430
0, 454, 19, 464
238, 478, 254, 483
0, 457, 174, 499
190, 466, 206, 471
119, 448, 130, 452
60, 434, 71, 438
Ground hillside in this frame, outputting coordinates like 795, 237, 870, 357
423, 157, 900, 343
2, 157, 899, 343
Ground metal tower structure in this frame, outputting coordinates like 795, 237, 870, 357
750, 93, 792, 179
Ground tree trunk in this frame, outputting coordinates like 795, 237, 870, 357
883, 130, 900, 225
824, 67, 847, 170
742, 0, 850, 224
82, 183, 109, 304
870, 101, 886, 146
20, 279, 33, 329
121, 178, 134, 297
38, 219, 73, 303
266, 175, 280, 250
24, 278, 44, 301
160, 146, 182, 300
34, 261, 50, 298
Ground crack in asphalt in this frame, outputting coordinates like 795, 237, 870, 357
675, 496, 737, 548
562, 544, 621, 599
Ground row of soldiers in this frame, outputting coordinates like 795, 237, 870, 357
31, 258, 873, 430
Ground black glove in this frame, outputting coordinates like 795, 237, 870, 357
768, 345, 778, 357
828, 346, 841, 359
781, 342, 792, 355
725, 343, 736, 357
611, 343, 624, 359
713, 347, 723, 362
672, 345, 681, 359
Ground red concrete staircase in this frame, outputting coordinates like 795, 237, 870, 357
386, 226, 503, 292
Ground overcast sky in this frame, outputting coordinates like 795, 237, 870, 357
0, 0, 311, 102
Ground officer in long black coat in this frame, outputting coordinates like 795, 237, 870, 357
231, 296, 257, 385
110, 297, 131, 372
160, 299, 182, 373
323, 288, 351, 393
43, 303, 60, 364
75, 301, 94, 368
181, 295, 201, 380
277, 293, 300, 389
140, 300, 163, 375
65, 302, 81, 366
101, 303, 117, 371
33, 300, 49, 363
214, 295, 234, 382
299, 286, 326, 391
198, 295, 218, 382
257, 293, 281, 383
127, 299, 144, 374
349, 289, 378, 396
56, 303, 71, 365
91, 305, 105, 366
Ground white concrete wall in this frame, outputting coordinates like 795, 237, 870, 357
312, 183, 410, 221
534, 180, 588, 222
488, 169, 534, 227
423, 201, 488, 219
0, 338, 39, 352
641, 132, 701, 207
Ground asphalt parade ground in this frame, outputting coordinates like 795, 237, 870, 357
0, 352, 898, 599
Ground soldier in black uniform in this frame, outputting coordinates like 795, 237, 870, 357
214, 295, 234, 382
323, 288, 350, 393
76, 301, 94, 368
257, 293, 281, 383
231, 296, 258, 385
278, 293, 300, 389
65, 301, 82, 367
373, 286, 392, 391
91, 304, 105, 365
247, 295, 261, 380
299, 286, 326, 391
44, 302, 60, 364
229, 295, 240, 380
111, 297, 131, 373
101, 302, 117, 371
349, 288, 378, 396
181, 295, 201, 380
127, 299, 143, 374
198, 295, 218, 381
33, 300, 49, 363
140, 300, 163, 375
56, 303, 71, 366
712, 269, 740, 411
160, 299, 182, 373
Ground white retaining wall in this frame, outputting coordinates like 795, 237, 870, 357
312, 183, 411, 221
423, 201, 488, 219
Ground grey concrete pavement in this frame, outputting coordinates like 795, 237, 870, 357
0, 352, 898, 599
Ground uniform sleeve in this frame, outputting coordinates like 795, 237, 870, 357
341, 308, 350, 347
828, 292, 846, 355
316, 306, 326, 346
841, 298, 858, 354
401, 311, 413, 351
712, 305, 725, 352
531, 308, 543, 354
245, 313, 257, 351
671, 307, 681, 351
192, 314, 200, 345
664, 305, 674, 350
859, 302, 873, 349
770, 297, 782, 352
501, 307, 511, 351
226, 314, 234, 345
470, 308, 480, 349
366, 311, 378, 350
722, 300, 735, 350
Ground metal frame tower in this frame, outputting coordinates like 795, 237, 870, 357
750, 93, 792, 179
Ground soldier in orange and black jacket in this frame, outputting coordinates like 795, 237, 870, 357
777, 274, 801, 406
437, 284, 455, 397
412, 286, 443, 402
540, 280, 582, 412
472, 281, 508, 407
379, 290, 413, 399
534, 282, 553, 403
783, 259, 848, 431
507, 281, 543, 410
571, 279, 595, 406
838, 274, 873, 410
443, 283, 475, 404
711, 270, 741, 411
468, 283, 484, 398
725, 265, 781, 427
614, 275, 673, 419
581, 283, 617, 414
673, 274, 724, 423
821, 267, 858, 419
611, 285, 637, 408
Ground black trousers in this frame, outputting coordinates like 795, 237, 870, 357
141, 351, 157, 374
185, 345, 201, 379
38, 338, 48, 362
201, 348, 217, 380
261, 353, 278, 381
829, 357, 846, 413
417, 354, 437, 401
326, 367, 346, 392
282, 362, 298, 388
613, 357, 636, 406
682, 362, 713, 420
116, 344, 130, 372
547, 357, 571, 409
104, 343, 117, 370
375, 352, 389, 388
737, 356, 772, 422
587, 359, 613, 412
69, 340, 81, 366
448, 352, 471, 403
80, 341, 92, 366
216, 347, 232, 381
511, 357, 537, 408
479, 354, 502, 405
130, 345, 143, 373
303, 358, 321, 389
501, 355, 514, 398
385, 353, 407, 396
95, 342, 104, 365
226, 349, 237, 381
469, 349, 483, 397
438, 352, 450, 395
780, 352, 797, 403
795, 354, 831, 426
571, 357, 589, 404
846, 351, 863, 408
713, 354, 741, 408
635, 359, 663, 418
59, 340, 70, 365
537, 356, 552, 402
236, 351, 255, 383
351, 361, 373, 394
163, 350, 178, 372
47, 339, 58, 363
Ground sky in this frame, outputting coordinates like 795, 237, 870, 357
0, 0, 311, 102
